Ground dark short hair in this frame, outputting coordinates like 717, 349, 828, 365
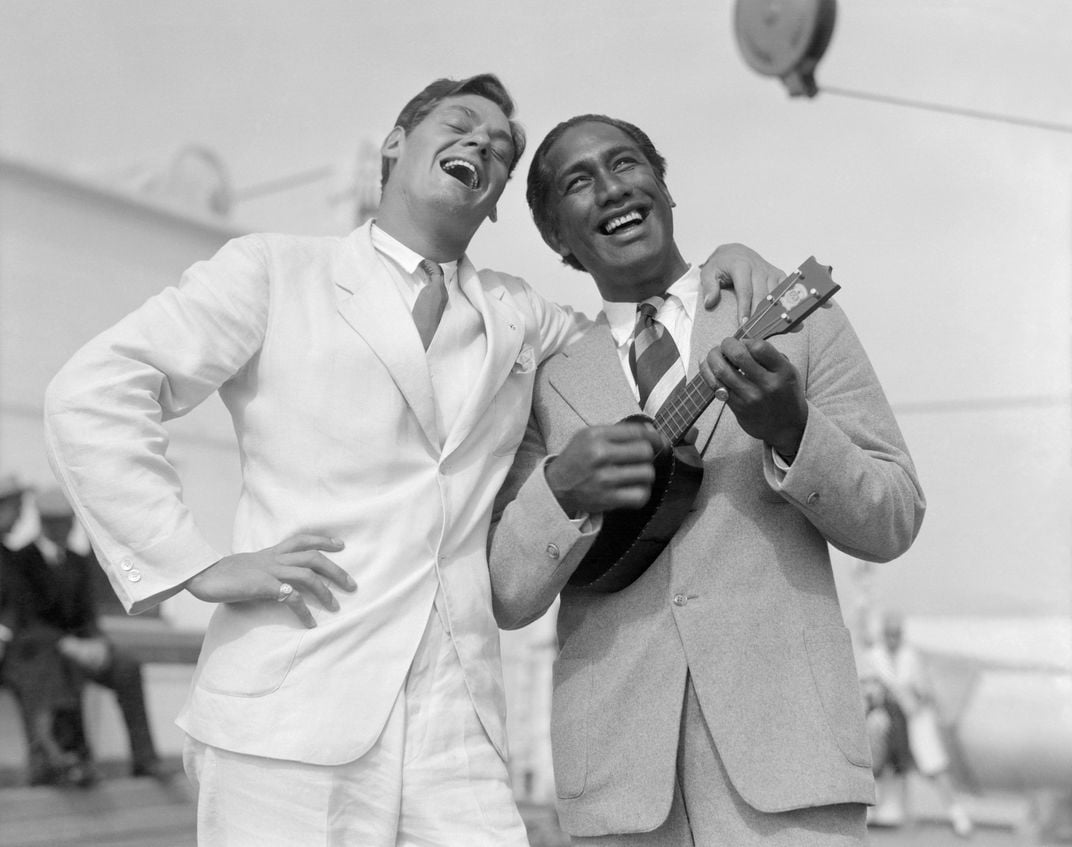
526, 114, 668, 272
380, 73, 526, 189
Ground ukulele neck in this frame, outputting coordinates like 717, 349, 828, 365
651, 256, 840, 445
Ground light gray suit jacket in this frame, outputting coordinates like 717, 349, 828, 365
489, 291, 925, 837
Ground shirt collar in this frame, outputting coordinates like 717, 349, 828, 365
370, 221, 459, 286
602, 263, 699, 348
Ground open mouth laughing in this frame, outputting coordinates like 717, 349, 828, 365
600, 208, 647, 235
440, 158, 481, 190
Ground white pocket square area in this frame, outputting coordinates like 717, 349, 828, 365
513, 346, 536, 374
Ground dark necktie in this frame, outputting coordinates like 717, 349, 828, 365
628, 296, 686, 417
413, 259, 447, 349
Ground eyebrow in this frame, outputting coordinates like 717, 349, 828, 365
555, 143, 641, 183
444, 105, 515, 148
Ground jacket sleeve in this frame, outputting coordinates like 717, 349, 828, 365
763, 301, 926, 562
43, 236, 271, 614
488, 412, 599, 630
512, 277, 593, 362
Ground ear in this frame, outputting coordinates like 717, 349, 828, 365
542, 226, 569, 259
488, 205, 498, 223
380, 126, 405, 164
659, 178, 676, 209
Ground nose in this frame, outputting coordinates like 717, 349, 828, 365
464, 127, 491, 159
594, 169, 630, 205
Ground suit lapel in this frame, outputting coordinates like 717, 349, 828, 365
334, 223, 440, 449
441, 260, 524, 459
544, 299, 739, 447
545, 318, 639, 426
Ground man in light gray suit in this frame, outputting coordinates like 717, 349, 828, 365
489, 114, 926, 845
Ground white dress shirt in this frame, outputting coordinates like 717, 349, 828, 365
601, 264, 700, 401
601, 263, 793, 470
370, 222, 484, 443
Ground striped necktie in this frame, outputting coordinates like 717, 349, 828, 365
628, 296, 686, 417
413, 259, 447, 349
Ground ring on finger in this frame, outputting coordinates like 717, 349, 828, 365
276, 582, 295, 603
714, 386, 729, 402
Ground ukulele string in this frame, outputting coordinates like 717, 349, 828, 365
654, 269, 804, 444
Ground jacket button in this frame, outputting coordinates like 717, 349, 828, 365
806, 491, 820, 505
119, 557, 134, 571
546, 543, 560, 560
672, 593, 688, 607
127, 569, 142, 582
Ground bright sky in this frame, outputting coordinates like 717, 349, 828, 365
3, 0, 1070, 616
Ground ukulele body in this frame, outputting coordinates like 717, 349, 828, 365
566, 415, 704, 593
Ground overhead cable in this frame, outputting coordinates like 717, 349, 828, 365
820, 84, 1072, 135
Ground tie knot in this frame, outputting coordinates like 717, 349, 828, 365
419, 259, 444, 286
636, 296, 665, 325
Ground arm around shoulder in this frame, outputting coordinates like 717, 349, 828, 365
498, 271, 592, 363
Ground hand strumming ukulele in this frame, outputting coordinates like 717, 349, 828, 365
567, 256, 841, 593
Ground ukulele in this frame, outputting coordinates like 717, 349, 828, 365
566, 256, 841, 593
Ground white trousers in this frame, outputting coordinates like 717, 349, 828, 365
184, 603, 528, 846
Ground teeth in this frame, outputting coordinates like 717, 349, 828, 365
441, 158, 480, 189
602, 210, 643, 234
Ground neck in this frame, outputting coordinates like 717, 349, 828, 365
594, 248, 688, 302
375, 195, 478, 263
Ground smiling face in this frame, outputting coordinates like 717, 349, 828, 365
377, 93, 517, 260
539, 120, 686, 302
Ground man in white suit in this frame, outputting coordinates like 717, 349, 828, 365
489, 115, 926, 845
44, 77, 777, 845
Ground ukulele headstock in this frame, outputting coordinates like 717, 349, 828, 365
739, 256, 840, 342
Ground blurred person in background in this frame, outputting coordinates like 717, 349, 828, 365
0, 474, 23, 642
4, 486, 170, 785
859, 673, 891, 776
1, 474, 86, 785
866, 611, 973, 838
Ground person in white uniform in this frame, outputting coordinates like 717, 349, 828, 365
43, 74, 780, 845
866, 612, 973, 838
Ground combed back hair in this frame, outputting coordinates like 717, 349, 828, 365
380, 73, 526, 189
526, 114, 668, 272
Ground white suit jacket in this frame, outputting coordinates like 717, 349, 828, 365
44, 221, 584, 764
